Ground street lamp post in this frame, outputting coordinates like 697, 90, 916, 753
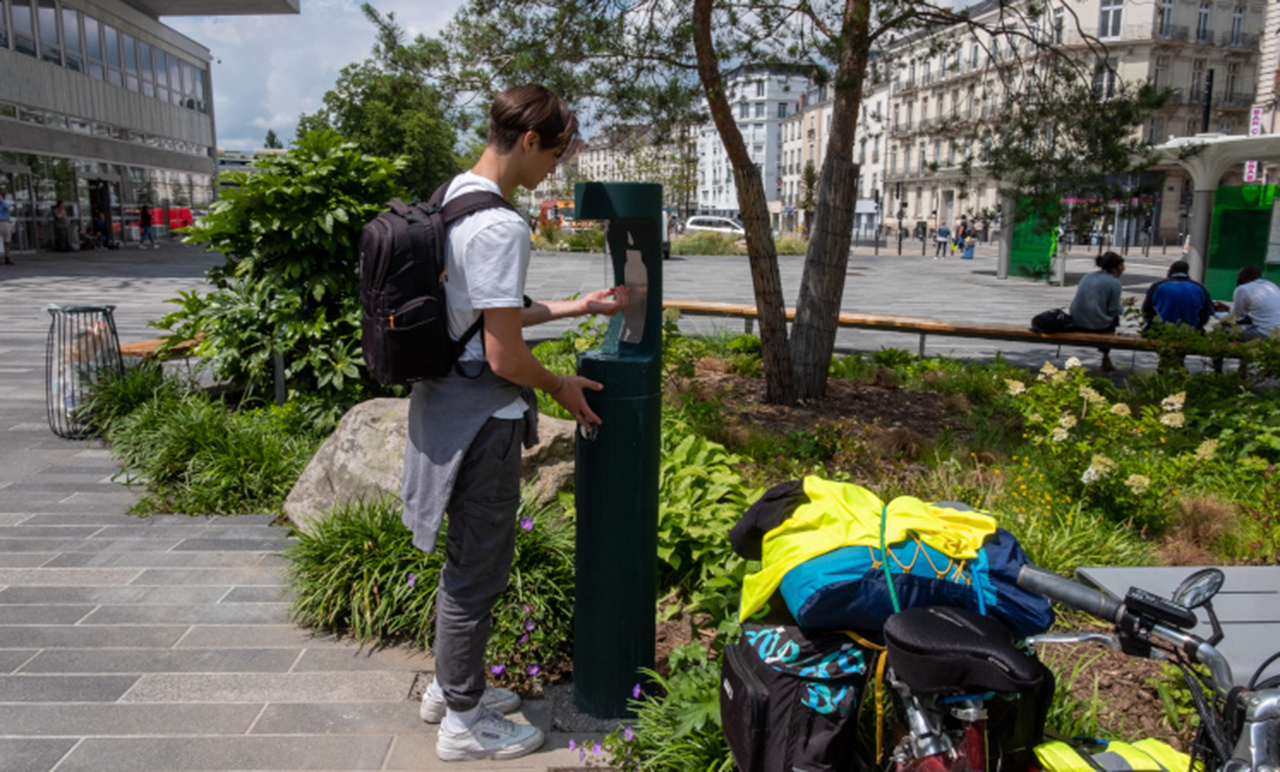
897, 202, 906, 256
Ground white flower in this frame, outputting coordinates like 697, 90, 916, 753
1005, 379, 1026, 396
1059, 414, 1078, 429
1081, 467, 1100, 484
1160, 412, 1185, 428
1195, 439, 1218, 461
1161, 392, 1186, 412
1079, 385, 1106, 405
1064, 357, 1083, 370
1081, 454, 1117, 484
1125, 474, 1151, 494
1110, 403, 1132, 417
1051, 427, 1069, 442
1039, 362, 1059, 380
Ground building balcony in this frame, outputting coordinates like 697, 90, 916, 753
1153, 25, 1190, 43
1219, 31, 1259, 50
1194, 28, 1214, 45
1220, 92, 1256, 108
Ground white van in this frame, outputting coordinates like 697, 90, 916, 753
684, 216, 745, 236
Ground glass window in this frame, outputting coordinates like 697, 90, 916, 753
11, 0, 36, 57
103, 23, 122, 85
83, 14, 102, 78
154, 49, 169, 101
121, 32, 138, 91
36, 0, 58, 64
1099, 0, 1122, 39
61, 7, 82, 71
1159, 0, 1173, 37
1054, 8, 1065, 43
192, 66, 206, 112
1231, 6, 1243, 45
0, 0, 8, 49
169, 55, 183, 105
138, 40, 154, 96
754, 102, 765, 118
1196, 2, 1210, 43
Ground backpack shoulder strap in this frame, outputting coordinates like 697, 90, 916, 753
441, 191, 518, 225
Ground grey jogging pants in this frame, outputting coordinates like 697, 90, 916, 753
434, 415, 524, 712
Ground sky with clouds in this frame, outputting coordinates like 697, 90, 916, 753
165, 1, 466, 152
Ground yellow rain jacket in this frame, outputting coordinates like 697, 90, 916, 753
739, 477, 997, 621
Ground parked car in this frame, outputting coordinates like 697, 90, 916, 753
684, 215, 745, 236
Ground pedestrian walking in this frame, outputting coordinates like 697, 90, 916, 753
934, 222, 951, 258
0, 191, 13, 265
139, 207, 156, 249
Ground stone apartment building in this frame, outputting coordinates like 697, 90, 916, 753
778, 80, 888, 237
880, 0, 1265, 243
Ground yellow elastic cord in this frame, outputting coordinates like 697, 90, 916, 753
843, 630, 888, 764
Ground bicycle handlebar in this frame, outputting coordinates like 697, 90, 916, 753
1016, 565, 1126, 624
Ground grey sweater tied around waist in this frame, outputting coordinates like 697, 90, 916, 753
400, 365, 539, 553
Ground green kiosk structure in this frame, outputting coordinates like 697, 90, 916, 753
572, 182, 664, 718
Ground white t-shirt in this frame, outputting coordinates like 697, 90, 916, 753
442, 172, 531, 417
1231, 278, 1280, 335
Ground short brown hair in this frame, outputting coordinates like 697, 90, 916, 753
488, 84, 578, 154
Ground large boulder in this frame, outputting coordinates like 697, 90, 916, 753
283, 399, 577, 534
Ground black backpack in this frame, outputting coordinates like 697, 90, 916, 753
358, 182, 517, 386
1030, 308, 1072, 334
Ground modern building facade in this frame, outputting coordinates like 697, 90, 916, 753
695, 66, 808, 221
0, 0, 298, 252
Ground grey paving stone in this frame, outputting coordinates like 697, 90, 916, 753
0, 604, 94, 624
81, 602, 290, 625
383, 729, 602, 771
221, 586, 287, 603
0, 625, 188, 649
54, 735, 394, 771
0, 738, 76, 772
120, 671, 414, 703
19, 648, 301, 674
42, 551, 266, 568
0, 537, 184, 554
0, 584, 229, 605
172, 537, 291, 552
0, 702, 261, 736
251, 701, 425, 735
0, 514, 33, 526
0, 525, 104, 538
19, 513, 144, 526
0, 553, 57, 567
0, 674, 139, 702
0, 649, 38, 674
129, 566, 282, 586
94, 524, 287, 539
175, 625, 354, 650
291, 646, 429, 673
0, 567, 143, 586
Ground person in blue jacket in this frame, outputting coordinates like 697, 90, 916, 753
1140, 260, 1213, 333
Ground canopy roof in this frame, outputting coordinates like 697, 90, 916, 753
125, 0, 299, 16
1151, 133, 1280, 191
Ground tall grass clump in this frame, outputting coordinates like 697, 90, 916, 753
78, 358, 178, 436
107, 393, 324, 514
284, 492, 575, 693
671, 231, 741, 256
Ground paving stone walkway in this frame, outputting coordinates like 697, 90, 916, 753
0, 244, 595, 771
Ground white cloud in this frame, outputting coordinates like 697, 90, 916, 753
166, 0, 466, 151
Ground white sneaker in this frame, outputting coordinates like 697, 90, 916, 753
421, 684, 520, 723
436, 707, 545, 762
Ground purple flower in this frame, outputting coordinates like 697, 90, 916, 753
568, 739, 576, 752
520, 516, 534, 531
518, 634, 529, 644
406, 573, 416, 588
578, 748, 586, 763
593, 741, 602, 755
490, 664, 505, 676
522, 604, 532, 614
624, 725, 634, 741
527, 664, 541, 676
632, 683, 642, 699
524, 620, 536, 631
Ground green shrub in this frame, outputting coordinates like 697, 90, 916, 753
563, 229, 605, 252
78, 358, 176, 436
602, 643, 734, 771
164, 130, 405, 415
107, 393, 324, 515
774, 235, 808, 256
671, 231, 741, 256
284, 493, 574, 693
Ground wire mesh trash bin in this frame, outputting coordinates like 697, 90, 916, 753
46, 304, 124, 439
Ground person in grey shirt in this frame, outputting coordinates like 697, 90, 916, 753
1215, 265, 1280, 340
1069, 251, 1125, 371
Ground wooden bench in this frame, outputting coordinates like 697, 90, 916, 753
663, 299, 1158, 358
118, 336, 200, 359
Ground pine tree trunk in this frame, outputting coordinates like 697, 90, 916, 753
791, 0, 871, 399
692, 0, 795, 404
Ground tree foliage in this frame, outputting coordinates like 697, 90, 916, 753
297, 58, 459, 200
166, 131, 405, 422
369, 0, 1160, 402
